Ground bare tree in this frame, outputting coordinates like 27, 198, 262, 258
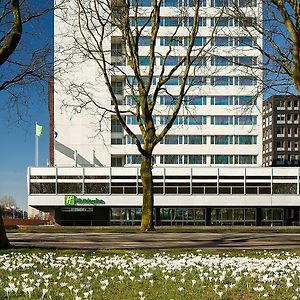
56, 0, 261, 230
0, 0, 53, 249
0, 0, 53, 123
229, 0, 300, 95
0, 195, 16, 208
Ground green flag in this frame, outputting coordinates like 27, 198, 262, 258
36, 123, 43, 137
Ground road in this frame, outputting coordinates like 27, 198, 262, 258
7, 232, 300, 249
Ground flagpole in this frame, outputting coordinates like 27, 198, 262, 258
35, 122, 39, 167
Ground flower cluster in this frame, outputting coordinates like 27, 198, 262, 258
0, 250, 300, 299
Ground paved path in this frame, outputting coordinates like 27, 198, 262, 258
7, 232, 300, 249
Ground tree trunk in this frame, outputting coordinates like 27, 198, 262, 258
140, 154, 155, 231
0, 213, 10, 249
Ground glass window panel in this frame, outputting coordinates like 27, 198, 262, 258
162, 56, 180, 66
160, 95, 176, 105
165, 77, 179, 85
30, 183, 56, 194
238, 37, 255, 46
126, 155, 141, 164
214, 37, 231, 46
237, 96, 255, 105
212, 155, 233, 164
138, 36, 151, 46
272, 183, 297, 194
185, 96, 206, 105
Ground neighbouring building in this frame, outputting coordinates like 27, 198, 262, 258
27, 1, 300, 227
263, 95, 300, 167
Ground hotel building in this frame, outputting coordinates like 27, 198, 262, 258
28, 1, 300, 226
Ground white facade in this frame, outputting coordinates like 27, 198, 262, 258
54, 1, 263, 168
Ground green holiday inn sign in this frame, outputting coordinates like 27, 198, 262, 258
65, 195, 105, 206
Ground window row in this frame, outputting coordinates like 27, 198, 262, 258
157, 36, 256, 47
134, 36, 257, 47
129, 0, 256, 7
126, 95, 256, 106
126, 76, 258, 86
276, 127, 300, 136
30, 182, 297, 196
129, 17, 256, 27
125, 115, 257, 125
124, 135, 257, 145
136, 56, 257, 66
276, 113, 300, 123
126, 154, 258, 164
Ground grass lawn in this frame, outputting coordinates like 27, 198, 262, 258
1, 249, 300, 299
6, 225, 300, 234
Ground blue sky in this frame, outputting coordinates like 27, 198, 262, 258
0, 2, 53, 210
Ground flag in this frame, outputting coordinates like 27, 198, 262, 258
36, 123, 43, 137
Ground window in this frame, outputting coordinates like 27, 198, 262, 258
235, 96, 256, 105
161, 155, 182, 164
211, 56, 233, 66
237, 0, 257, 7
184, 135, 206, 144
213, 37, 233, 46
126, 115, 138, 125
126, 155, 141, 164
211, 135, 233, 144
111, 156, 125, 167
235, 116, 257, 125
211, 0, 229, 7
187, 76, 206, 85
277, 114, 285, 122
211, 17, 234, 27
188, 116, 206, 125
161, 0, 180, 6
161, 135, 182, 144
211, 116, 234, 125
160, 36, 184, 46
211, 96, 233, 105
276, 127, 284, 135
161, 17, 180, 26
126, 135, 143, 144
111, 118, 123, 132
191, 56, 207, 66
126, 95, 139, 105
138, 36, 151, 46
185, 36, 206, 46
211, 155, 233, 164
112, 81, 123, 95
235, 76, 257, 86
111, 138, 124, 145
160, 95, 176, 105
184, 0, 207, 6
211, 76, 234, 86
162, 56, 181, 66
235, 135, 257, 144
235, 155, 257, 164
111, 43, 123, 56
139, 56, 150, 66
184, 155, 206, 164
237, 56, 257, 66
130, 17, 152, 27
130, 0, 152, 6
165, 77, 179, 85
236, 37, 256, 46
185, 96, 207, 105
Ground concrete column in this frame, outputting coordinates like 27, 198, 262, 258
256, 208, 262, 226
205, 208, 211, 226
55, 208, 62, 225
